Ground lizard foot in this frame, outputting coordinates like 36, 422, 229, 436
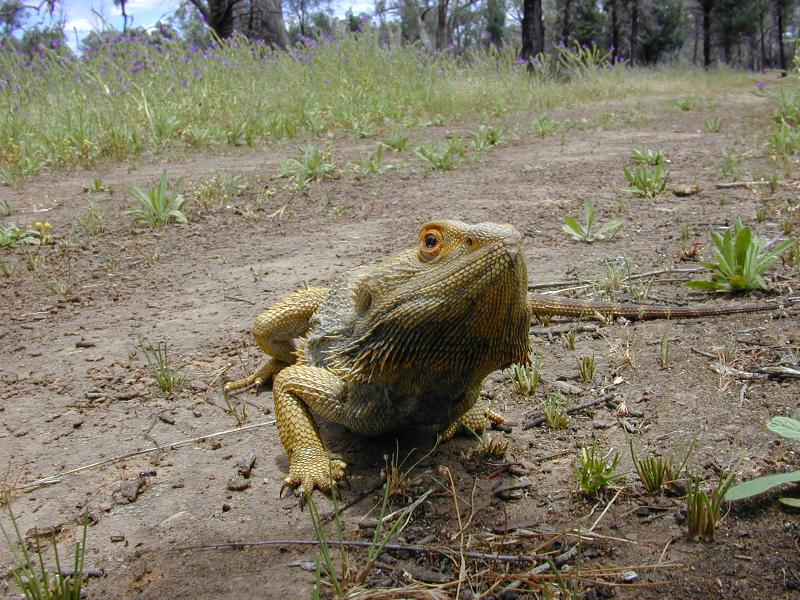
440, 400, 504, 441
281, 447, 348, 498
224, 359, 287, 393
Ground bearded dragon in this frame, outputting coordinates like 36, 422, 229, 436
225, 220, 789, 495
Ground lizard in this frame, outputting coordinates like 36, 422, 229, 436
224, 220, 791, 496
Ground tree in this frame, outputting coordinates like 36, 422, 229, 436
113, 0, 130, 31
485, 0, 504, 46
774, 0, 791, 74
639, 0, 683, 64
629, 0, 638, 64
520, 0, 544, 61
604, 0, 620, 56
697, 0, 714, 68
187, 0, 289, 48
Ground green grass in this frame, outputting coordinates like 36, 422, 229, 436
140, 340, 185, 393
0, 36, 758, 180
125, 170, 187, 227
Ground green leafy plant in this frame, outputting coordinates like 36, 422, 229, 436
576, 440, 622, 496
352, 144, 391, 175
140, 341, 185, 393
278, 144, 336, 190
382, 132, 409, 152
472, 124, 507, 151
628, 438, 692, 494
413, 139, 464, 171
0, 198, 13, 216
73, 203, 105, 237
83, 178, 109, 194
0, 503, 88, 600
676, 98, 694, 111
506, 357, 542, 395
125, 171, 187, 227
622, 165, 668, 197
703, 116, 722, 133
686, 463, 739, 542
540, 392, 569, 430
576, 353, 595, 383
767, 119, 800, 157
562, 198, 622, 242
720, 147, 743, 181
533, 114, 558, 137
725, 417, 800, 507
688, 217, 796, 292
0, 223, 44, 247
631, 148, 667, 166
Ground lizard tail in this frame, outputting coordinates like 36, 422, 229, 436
527, 293, 795, 321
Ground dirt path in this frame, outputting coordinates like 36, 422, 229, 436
1, 82, 798, 599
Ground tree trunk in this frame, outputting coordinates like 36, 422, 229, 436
759, 5, 766, 70
701, 0, 713, 69
629, 0, 638, 65
520, 0, 544, 62
436, 0, 449, 50
776, 0, 786, 74
188, 0, 238, 39
233, 0, 289, 49
692, 11, 699, 65
609, 0, 619, 56
561, 0, 572, 44
486, 0, 504, 46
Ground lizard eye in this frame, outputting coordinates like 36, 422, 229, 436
464, 236, 475, 250
418, 227, 443, 261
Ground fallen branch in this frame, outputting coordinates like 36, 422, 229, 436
178, 538, 539, 564
528, 267, 704, 293
19, 420, 276, 490
523, 394, 615, 429
714, 181, 776, 189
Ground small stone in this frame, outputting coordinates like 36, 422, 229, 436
622, 571, 638, 583
210, 439, 222, 450
635, 507, 650, 517
110, 534, 125, 543
221, 503, 232, 512
672, 184, 700, 197
192, 409, 202, 417
226, 478, 251, 491
120, 477, 146, 503
235, 452, 257, 478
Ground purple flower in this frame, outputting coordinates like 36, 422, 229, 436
514, 57, 528, 65
190, 44, 199, 53
755, 82, 765, 91
192, 69, 201, 78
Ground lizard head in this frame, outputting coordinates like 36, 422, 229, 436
328, 220, 531, 390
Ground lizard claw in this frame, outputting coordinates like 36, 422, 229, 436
440, 400, 504, 441
281, 447, 347, 499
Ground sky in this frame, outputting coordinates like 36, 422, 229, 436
46, 0, 374, 47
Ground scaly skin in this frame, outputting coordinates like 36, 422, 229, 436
225, 220, 789, 496
226, 221, 530, 495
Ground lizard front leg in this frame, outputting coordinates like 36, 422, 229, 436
225, 287, 330, 392
273, 365, 349, 496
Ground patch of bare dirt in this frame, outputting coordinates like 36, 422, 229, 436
1, 81, 798, 599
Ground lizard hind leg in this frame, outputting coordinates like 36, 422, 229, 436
440, 397, 504, 441
273, 365, 349, 497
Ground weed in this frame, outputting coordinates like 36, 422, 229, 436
506, 357, 542, 395
533, 114, 558, 137
726, 416, 800, 507
140, 341, 185, 393
631, 148, 667, 166
767, 119, 800, 157
676, 98, 694, 111
755, 206, 768, 223
686, 462, 740, 542
781, 217, 794, 235
576, 440, 622, 496
0, 198, 12, 216
622, 165, 668, 197
189, 171, 249, 212
351, 119, 373, 139
563, 198, 622, 242
0, 258, 10, 277
0, 502, 88, 600
562, 328, 576, 350
414, 141, 460, 171
278, 144, 336, 190
83, 178, 109, 194
222, 386, 248, 426
688, 217, 796, 292
576, 354, 596, 383
628, 439, 691, 494
680, 222, 693, 240
40, 256, 73, 298
0, 223, 43, 247
352, 144, 391, 175
720, 147, 744, 181
703, 116, 722, 133
660, 334, 671, 369
125, 171, 188, 227
540, 393, 569, 429
73, 203, 105, 237
382, 132, 408, 152
471, 124, 507, 151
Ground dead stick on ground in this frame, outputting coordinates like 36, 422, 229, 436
19, 420, 276, 490
714, 181, 776, 189
528, 267, 704, 292
523, 394, 615, 429
177, 539, 539, 564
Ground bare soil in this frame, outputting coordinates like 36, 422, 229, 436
1, 78, 799, 599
